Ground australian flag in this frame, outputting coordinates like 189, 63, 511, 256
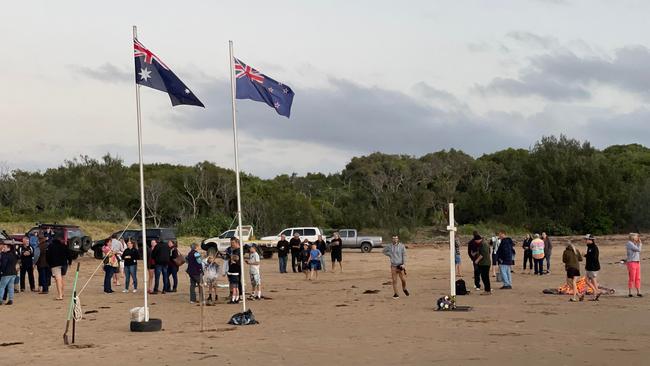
234, 58, 294, 118
134, 39, 204, 107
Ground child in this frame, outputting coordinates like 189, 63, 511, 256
247, 246, 262, 300
299, 241, 311, 279
307, 243, 321, 281
227, 254, 241, 304
203, 256, 220, 305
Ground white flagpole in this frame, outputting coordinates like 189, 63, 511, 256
228, 40, 247, 312
133, 25, 150, 321
447, 203, 457, 298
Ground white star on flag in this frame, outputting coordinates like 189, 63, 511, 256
268, 87, 274, 93
139, 67, 152, 82
274, 101, 280, 109
283, 88, 289, 94
184, 89, 191, 94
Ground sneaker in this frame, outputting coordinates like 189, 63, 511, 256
150, 291, 159, 295
6, 300, 12, 305
480, 291, 492, 296
122, 289, 129, 293
392, 294, 400, 299
190, 301, 197, 304
133, 289, 137, 293
161, 291, 166, 295
637, 294, 643, 298
403, 289, 410, 296
475, 287, 481, 291
629, 294, 634, 298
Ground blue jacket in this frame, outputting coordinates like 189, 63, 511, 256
496, 237, 515, 265
29, 233, 41, 263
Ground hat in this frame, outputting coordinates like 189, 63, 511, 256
584, 234, 595, 240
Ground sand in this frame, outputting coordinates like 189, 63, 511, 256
1, 235, 648, 365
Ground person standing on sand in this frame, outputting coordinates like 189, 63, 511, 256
151, 238, 170, 295
531, 234, 545, 276
122, 239, 139, 293
18, 237, 35, 292
522, 234, 533, 275
247, 245, 262, 299
330, 232, 343, 273
46, 238, 70, 301
36, 236, 50, 294
490, 233, 500, 278
186, 243, 203, 304
299, 240, 311, 279
102, 241, 118, 294
584, 235, 601, 301
167, 241, 180, 293
496, 230, 514, 289
290, 232, 302, 273
542, 232, 552, 274
473, 235, 492, 295
455, 238, 462, 277
0, 243, 18, 305
468, 233, 482, 291
625, 233, 642, 298
308, 243, 321, 281
563, 243, 583, 302
276, 234, 290, 274
314, 235, 327, 273
383, 235, 409, 299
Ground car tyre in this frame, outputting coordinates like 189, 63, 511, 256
361, 242, 372, 253
130, 318, 162, 332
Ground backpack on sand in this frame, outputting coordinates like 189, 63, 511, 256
455, 279, 468, 295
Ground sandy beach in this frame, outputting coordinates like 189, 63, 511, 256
1, 235, 648, 366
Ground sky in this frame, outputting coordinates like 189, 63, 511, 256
1, 0, 649, 178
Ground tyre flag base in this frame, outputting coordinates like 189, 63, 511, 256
130, 318, 163, 332
228, 309, 258, 326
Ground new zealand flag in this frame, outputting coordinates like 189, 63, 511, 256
234, 58, 294, 118
134, 39, 204, 107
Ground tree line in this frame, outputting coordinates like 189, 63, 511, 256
1, 135, 649, 238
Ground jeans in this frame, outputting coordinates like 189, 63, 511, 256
0, 275, 16, 302
154, 264, 169, 292
545, 252, 551, 271
473, 263, 481, 289
499, 265, 512, 287
167, 265, 178, 291
320, 255, 327, 272
534, 258, 545, 275
20, 265, 35, 291
278, 255, 288, 273
103, 266, 115, 292
124, 264, 138, 290
189, 274, 201, 302
38, 267, 51, 292
479, 265, 491, 292
523, 250, 533, 270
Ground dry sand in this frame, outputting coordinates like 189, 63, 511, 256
1, 235, 648, 365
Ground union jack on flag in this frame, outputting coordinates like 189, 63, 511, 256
234, 57, 294, 118
133, 38, 204, 107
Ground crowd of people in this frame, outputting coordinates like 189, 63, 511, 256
0, 228, 643, 307
462, 230, 643, 302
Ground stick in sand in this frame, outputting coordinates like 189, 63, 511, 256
63, 262, 81, 345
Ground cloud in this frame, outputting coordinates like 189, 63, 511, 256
478, 44, 650, 101
506, 31, 559, 49
67, 63, 131, 83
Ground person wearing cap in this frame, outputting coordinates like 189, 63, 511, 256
473, 234, 492, 294
625, 233, 642, 298
584, 234, 601, 301
0, 243, 18, 305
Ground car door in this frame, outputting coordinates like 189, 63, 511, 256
339, 230, 350, 247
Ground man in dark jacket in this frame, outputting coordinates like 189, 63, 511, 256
314, 235, 327, 272
151, 239, 170, 294
289, 232, 302, 273
46, 239, 71, 300
497, 231, 515, 289
18, 237, 35, 292
0, 243, 19, 305
276, 234, 290, 273
584, 234, 601, 301
185, 243, 203, 303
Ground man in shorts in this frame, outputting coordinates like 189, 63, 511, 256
247, 245, 262, 300
330, 232, 343, 273
383, 235, 409, 299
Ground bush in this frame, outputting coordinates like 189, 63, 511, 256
176, 214, 231, 238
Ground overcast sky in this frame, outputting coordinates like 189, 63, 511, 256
2, 0, 649, 178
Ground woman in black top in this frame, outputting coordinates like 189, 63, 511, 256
522, 234, 533, 274
330, 232, 343, 273
18, 238, 35, 292
584, 235, 601, 301
122, 240, 139, 292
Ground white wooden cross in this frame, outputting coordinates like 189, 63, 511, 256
446, 203, 457, 297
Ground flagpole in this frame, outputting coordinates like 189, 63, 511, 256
229, 40, 247, 312
133, 25, 150, 321
447, 203, 457, 299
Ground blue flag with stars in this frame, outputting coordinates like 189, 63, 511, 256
134, 39, 204, 107
234, 58, 294, 118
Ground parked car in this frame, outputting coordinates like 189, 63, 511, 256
329, 229, 382, 253
261, 227, 325, 242
91, 228, 177, 259
202, 225, 276, 259
1, 229, 21, 246
13, 224, 92, 259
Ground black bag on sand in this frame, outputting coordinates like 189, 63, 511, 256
455, 279, 468, 295
228, 309, 259, 326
